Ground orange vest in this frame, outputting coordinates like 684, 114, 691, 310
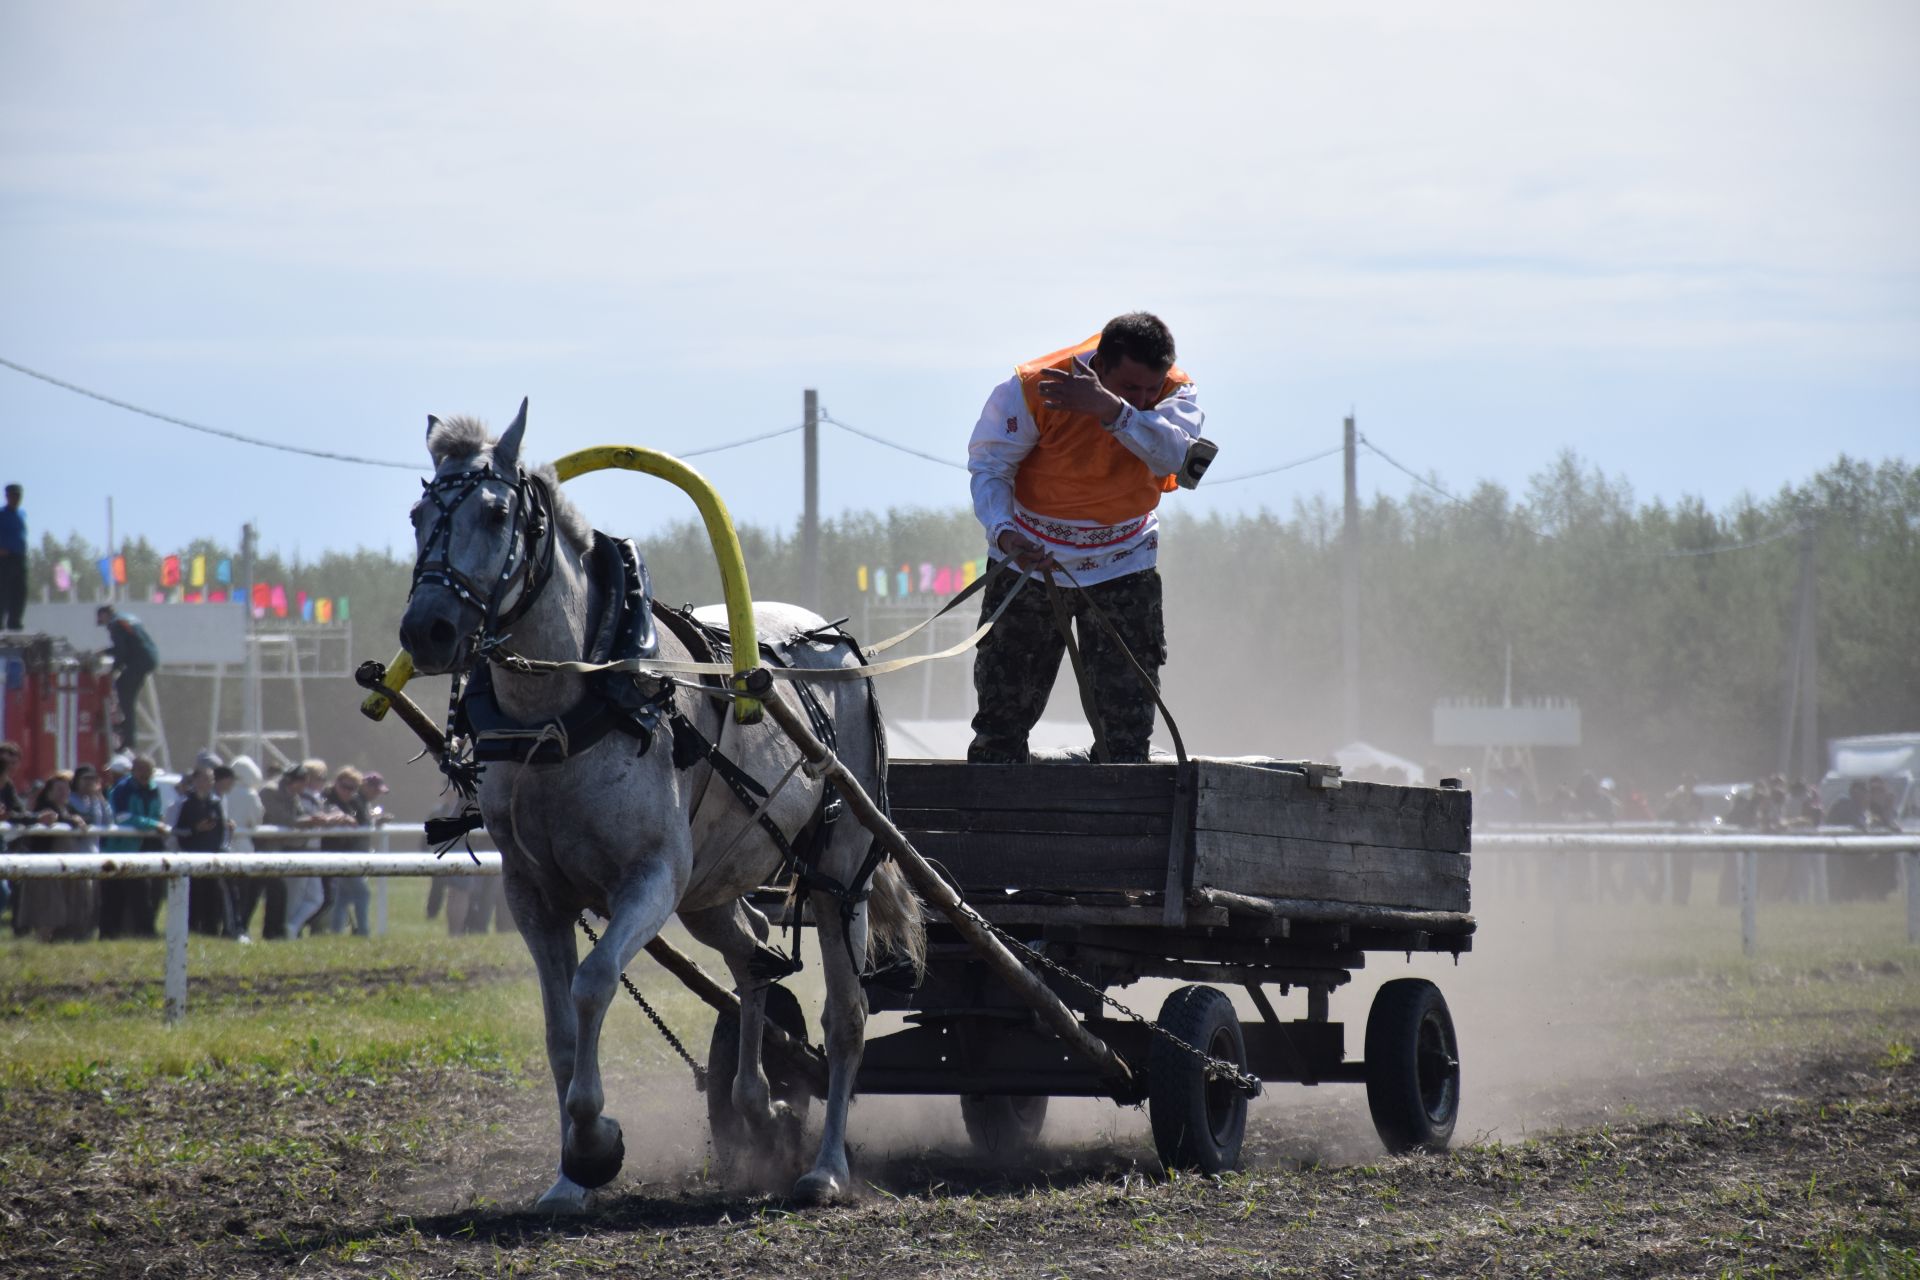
1012, 335, 1189, 525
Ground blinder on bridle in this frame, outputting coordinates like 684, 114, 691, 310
409, 461, 557, 649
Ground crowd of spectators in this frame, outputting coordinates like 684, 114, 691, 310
0, 741, 412, 943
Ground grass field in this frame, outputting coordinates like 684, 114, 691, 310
1, 877, 1916, 1277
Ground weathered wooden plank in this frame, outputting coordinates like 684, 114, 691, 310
1192, 829, 1471, 912
911, 829, 1171, 894
892, 807, 1168, 838
888, 762, 1177, 814
1194, 762, 1471, 853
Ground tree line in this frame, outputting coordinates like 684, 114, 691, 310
24, 451, 1918, 796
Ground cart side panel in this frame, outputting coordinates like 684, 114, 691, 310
1192, 831, 1470, 911
1194, 762, 1471, 852
890, 761, 1179, 895
1191, 762, 1472, 912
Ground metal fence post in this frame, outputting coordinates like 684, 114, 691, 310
374, 826, 390, 937
1906, 850, 1918, 946
1810, 851, 1829, 906
164, 875, 190, 1025
1739, 849, 1758, 957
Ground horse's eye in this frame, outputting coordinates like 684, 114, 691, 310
486, 505, 509, 527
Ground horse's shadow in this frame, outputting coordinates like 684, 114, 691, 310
250, 1138, 1158, 1259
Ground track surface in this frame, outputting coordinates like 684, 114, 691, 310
2, 1040, 1914, 1278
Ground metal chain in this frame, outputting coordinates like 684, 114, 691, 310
971, 909, 1265, 1097
576, 915, 709, 1093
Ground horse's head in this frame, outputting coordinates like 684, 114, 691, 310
400, 398, 557, 674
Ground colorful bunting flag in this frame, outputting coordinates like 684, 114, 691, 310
209, 588, 227, 604
54, 560, 72, 592
216, 558, 232, 584
300, 595, 314, 622
269, 584, 287, 618
184, 589, 203, 604
97, 558, 114, 590
337, 597, 348, 623
150, 589, 166, 604
190, 555, 206, 587
161, 555, 181, 587
315, 598, 333, 624
112, 555, 127, 585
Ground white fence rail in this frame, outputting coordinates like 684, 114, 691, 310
3, 827, 1916, 1024
1474, 830, 1920, 957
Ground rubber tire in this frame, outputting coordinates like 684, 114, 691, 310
1147, 985, 1249, 1174
1364, 978, 1460, 1154
706, 984, 811, 1168
960, 1094, 1049, 1158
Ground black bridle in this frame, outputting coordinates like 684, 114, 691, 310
409, 461, 558, 652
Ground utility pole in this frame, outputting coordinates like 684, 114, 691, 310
1342, 415, 1359, 745
1778, 527, 1819, 781
802, 388, 820, 607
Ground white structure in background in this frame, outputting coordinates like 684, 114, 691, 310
1822, 732, 1920, 820
23, 600, 350, 771
1433, 651, 1582, 801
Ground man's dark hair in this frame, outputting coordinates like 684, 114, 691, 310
1096, 312, 1176, 372
4, 485, 20, 500
214, 765, 235, 783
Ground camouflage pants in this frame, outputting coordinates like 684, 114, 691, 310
968, 566, 1167, 764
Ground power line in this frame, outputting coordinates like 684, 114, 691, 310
1611, 523, 1807, 559
1209, 442, 1344, 485
2, 353, 806, 470
818, 410, 969, 471
680, 422, 804, 458
1357, 434, 1472, 506
0, 354, 422, 470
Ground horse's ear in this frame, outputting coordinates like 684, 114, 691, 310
494, 398, 529, 472
426, 414, 443, 441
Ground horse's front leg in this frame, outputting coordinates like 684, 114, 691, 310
561, 854, 684, 1191
793, 891, 870, 1204
501, 877, 588, 1212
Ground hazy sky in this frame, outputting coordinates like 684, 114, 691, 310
3, 1, 1914, 561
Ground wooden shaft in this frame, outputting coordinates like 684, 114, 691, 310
758, 682, 1135, 1092
641, 936, 829, 1096
382, 685, 450, 755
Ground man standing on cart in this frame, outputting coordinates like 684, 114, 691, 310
965, 312, 1212, 764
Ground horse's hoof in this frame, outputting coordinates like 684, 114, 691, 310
561, 1117, 625, 1190
534, 1174, 591, 1214
790, 1168, 847, 1205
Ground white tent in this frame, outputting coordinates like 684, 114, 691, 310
888, 719, 1099, 761
1332, 740, 1426, 785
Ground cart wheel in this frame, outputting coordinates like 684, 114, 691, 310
707, 984, 812, 1168
1148, 985, 1248, 1174
960, 1094, 1049, 1158
1364, 978, 1459, 1154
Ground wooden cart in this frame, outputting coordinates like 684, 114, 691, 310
713, 757, 1474, 1174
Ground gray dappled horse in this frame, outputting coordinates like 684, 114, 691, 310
398, 403, 924, 1210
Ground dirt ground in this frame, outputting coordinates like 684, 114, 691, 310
3, 889, 1917, 1277
0, 1044, 1913, 1278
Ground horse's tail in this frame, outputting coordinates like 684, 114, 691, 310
865, 856, 927, 978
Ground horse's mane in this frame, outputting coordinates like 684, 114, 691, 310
427, 415, 593, 551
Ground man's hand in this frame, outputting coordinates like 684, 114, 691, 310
1036, 361, 1124, 426
996, 528, 1059, 573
